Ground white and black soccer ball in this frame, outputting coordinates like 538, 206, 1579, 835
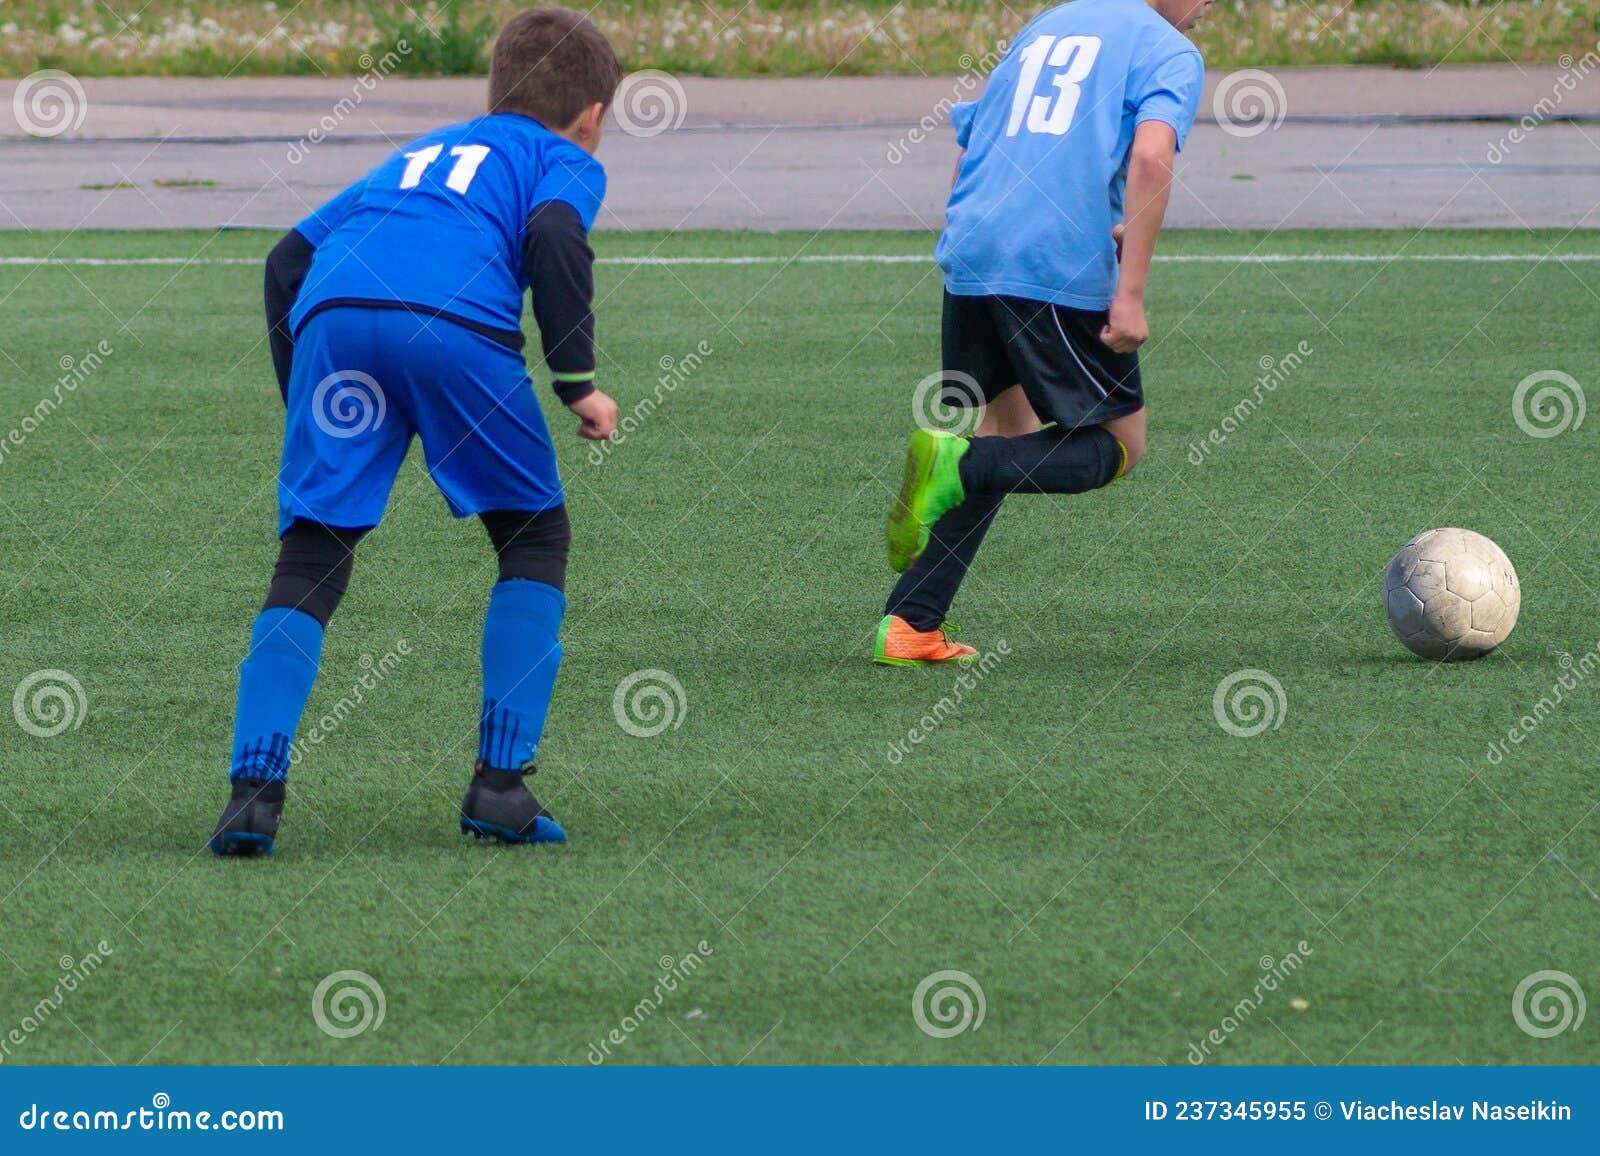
1384, 528, 1520, 661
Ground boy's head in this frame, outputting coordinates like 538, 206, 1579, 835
488, 7, 622, 152
1147, 0, 1214, 32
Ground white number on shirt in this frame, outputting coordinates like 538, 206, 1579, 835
398, 143, 493, 193
1005, 34, 1102, 137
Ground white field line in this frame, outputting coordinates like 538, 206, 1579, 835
2, 253, 1600, 268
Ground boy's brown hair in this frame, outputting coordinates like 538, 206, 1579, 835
488, 7, 622, 130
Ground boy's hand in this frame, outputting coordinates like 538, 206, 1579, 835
568, 389, 618, 440
1099, 293, 1148, 353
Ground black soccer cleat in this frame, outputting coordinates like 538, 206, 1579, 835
460, 761, 566, 844
209, 777, 285, 856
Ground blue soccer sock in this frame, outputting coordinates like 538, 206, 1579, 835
478, 579, 566, 772
229, 607, 325, 782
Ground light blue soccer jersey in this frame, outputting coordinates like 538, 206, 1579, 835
936, 0, 1204, 309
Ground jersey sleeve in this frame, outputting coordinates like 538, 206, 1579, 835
528, 146, 607, 231
292, 178, 367, 247
1132, 49, 1204, 153
950, 101, 978, 150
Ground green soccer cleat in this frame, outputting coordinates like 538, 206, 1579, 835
885, 428, 969, 573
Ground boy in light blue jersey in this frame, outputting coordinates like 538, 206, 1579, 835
877, 0, 1210, 666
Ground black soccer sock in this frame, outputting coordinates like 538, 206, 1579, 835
959, 426, 1123, 496
885, 489, 1005, 632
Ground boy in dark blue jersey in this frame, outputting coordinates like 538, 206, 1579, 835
212, 7, 623, 854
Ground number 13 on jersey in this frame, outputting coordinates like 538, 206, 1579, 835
1006, 35, 1102, 137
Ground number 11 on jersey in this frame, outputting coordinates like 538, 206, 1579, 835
399, 144, 493, 194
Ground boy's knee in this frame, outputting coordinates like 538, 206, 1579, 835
264, 520, 367, 627
482, 506, 571, 590
1115, 436, 1146, 477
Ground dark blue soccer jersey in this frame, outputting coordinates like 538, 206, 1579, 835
288, 113, 606, 337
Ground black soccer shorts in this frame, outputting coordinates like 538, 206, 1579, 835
939, 290, 1144, 432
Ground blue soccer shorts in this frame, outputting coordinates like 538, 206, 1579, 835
277, 306, 564, 535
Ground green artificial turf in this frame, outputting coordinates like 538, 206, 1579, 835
0, 228, 1596, 1065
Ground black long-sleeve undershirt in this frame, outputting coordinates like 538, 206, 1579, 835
263, 229, 315, 402
522, 199, 597, 405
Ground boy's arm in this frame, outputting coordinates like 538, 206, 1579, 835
1100, 120, 1177, 354
264, 179, 368, 401
523, 200, 617, 440
264, 229, 315, 401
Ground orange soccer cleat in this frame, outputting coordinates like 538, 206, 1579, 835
872, 614, 977, 666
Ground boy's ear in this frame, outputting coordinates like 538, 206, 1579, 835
573, 101, 606, 147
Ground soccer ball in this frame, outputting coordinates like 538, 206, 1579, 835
1384, 528, 1520, 661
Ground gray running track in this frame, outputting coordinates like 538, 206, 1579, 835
2, 121, 1595, 233
1, 69, 1596, 232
